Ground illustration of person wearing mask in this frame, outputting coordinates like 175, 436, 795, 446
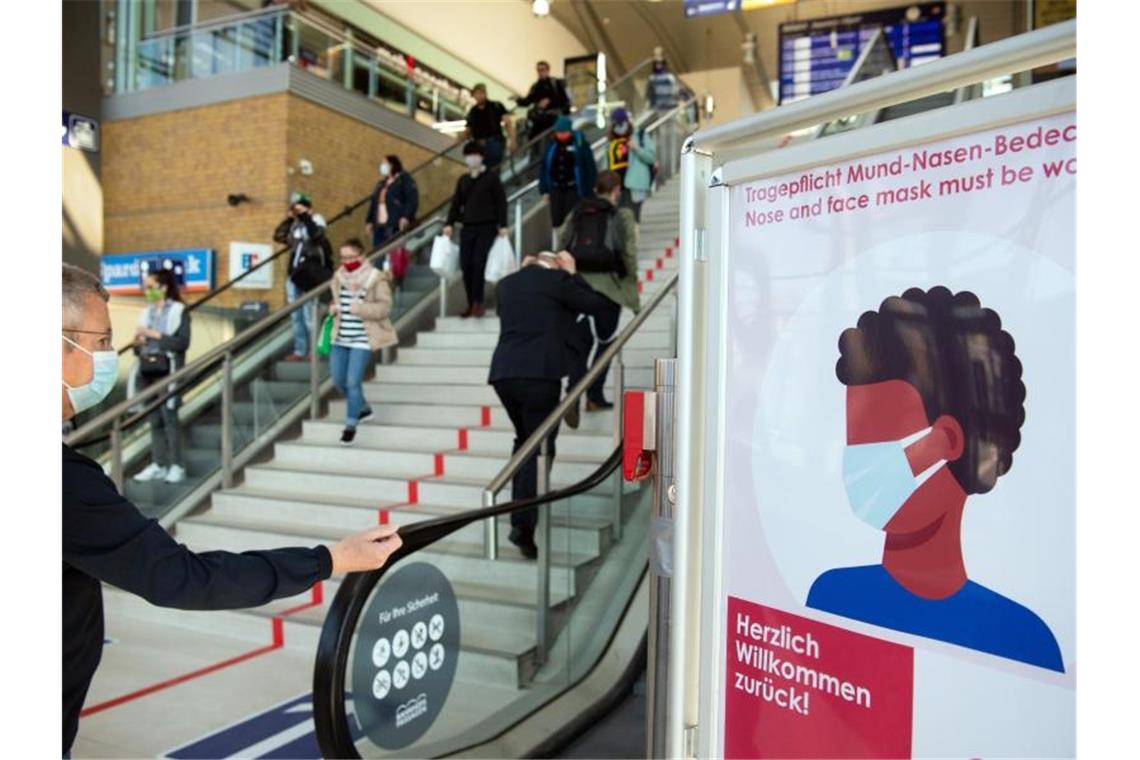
807, 286, 1063, 672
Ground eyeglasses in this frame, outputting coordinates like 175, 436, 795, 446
63, 328, 114, 349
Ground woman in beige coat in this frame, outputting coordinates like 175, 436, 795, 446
327, 238, 398, 444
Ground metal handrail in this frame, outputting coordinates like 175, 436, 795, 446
693, 19, 1076, 151
483, 271, 678, 502
138, 4, 280, 40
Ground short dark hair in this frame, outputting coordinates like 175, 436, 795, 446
595, 170, 622, 196
342, 238, 366, 254
536, 60, 550, 68
472, 83, 487, 94
385, 154, 403, 173
145, 268, 183, 303
62, 263, 108, 328
836, 286, 1026, 495
463, 141, 485, 157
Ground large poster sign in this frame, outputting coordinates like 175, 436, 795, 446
719, 111, 1075, 757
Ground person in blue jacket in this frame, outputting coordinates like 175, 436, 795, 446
807, 286, 1064, 673
624, 125, 657, 223
365, 154, 419, 249
539, 115, 597, 228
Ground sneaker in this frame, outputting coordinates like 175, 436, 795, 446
564, 397, 580, 430
472, 303, 486, 318
358, 407, 374, 425
340, 427, 357, 446
586, 398, 614, 412
133, 462, 167, 482
164, 465, 187, 484
459, 307, 473, 319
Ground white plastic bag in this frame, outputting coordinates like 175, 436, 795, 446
429, 235, 460, 280
484, 236, 517, 283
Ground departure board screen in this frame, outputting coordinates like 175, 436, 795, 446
778, 3, 945, 105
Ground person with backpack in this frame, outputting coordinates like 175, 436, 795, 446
129, 268, 191, 485
539, 115, 597, 228
365, 154, 419, 249
555, 170, 640, 421
624, 124, 657, 223
327, 238, 398, 446
274, 191, 332, 360
442, 142, 509, 318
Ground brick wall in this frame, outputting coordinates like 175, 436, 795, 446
102, 93, 464, 310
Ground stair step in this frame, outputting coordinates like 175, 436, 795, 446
413, 328, 672, 351
300, 420, 613, 458
271, 442, 609, 491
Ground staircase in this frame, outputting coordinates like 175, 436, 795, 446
96, 182, 682, 754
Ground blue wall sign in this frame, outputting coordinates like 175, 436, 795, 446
101, 249, 215, 295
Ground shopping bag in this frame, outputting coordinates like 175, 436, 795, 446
316, 314, 335, 357
484, 236, 517, 283
429, 235, 460, 280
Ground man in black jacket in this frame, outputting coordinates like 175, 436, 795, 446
442, 142, 509, 318
488, 251, 613, 557
514, 60, 571, 161
273, 191, 332, 360
61, 263, 402, 756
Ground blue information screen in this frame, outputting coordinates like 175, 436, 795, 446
778, 3, 945, 105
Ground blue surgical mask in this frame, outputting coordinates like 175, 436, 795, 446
842, 427, 943, 529
63, 334, 118, 415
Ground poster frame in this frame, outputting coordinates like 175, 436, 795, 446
688, 68, 1071, 756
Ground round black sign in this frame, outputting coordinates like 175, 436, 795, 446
350, 561, 461, 750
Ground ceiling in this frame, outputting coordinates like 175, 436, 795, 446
543, 0, 1026, 82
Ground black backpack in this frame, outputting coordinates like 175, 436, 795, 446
569, 198, 626, 276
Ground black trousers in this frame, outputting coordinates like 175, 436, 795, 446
549, 185, 581, 229
566, 294, 622, 404
460, 222, 498, 308
492, 378, 561, 535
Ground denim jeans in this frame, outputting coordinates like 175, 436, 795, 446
286, 279, 314, 356
330, 344, 373, 427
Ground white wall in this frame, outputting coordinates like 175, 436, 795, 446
363, 0, 588, 94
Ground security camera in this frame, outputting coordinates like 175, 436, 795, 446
227, 193, 251, 207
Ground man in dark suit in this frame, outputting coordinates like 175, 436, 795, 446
488, 251, 614, 558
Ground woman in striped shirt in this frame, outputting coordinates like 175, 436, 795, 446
328, 238, 399, 445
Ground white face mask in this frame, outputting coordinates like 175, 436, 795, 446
379, 162, 391, 177
465, 155, 484, 172
613, 122, 630, 136
841, 426, 945, 530
62, 334, 118, 415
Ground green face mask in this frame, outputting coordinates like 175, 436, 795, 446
144, 287, 164, 302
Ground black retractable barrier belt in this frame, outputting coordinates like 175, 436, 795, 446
313, 445, 622, 759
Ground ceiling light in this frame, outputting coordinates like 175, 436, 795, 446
532, 0, 550, 17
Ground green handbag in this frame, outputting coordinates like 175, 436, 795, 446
316, 314, 335, 356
